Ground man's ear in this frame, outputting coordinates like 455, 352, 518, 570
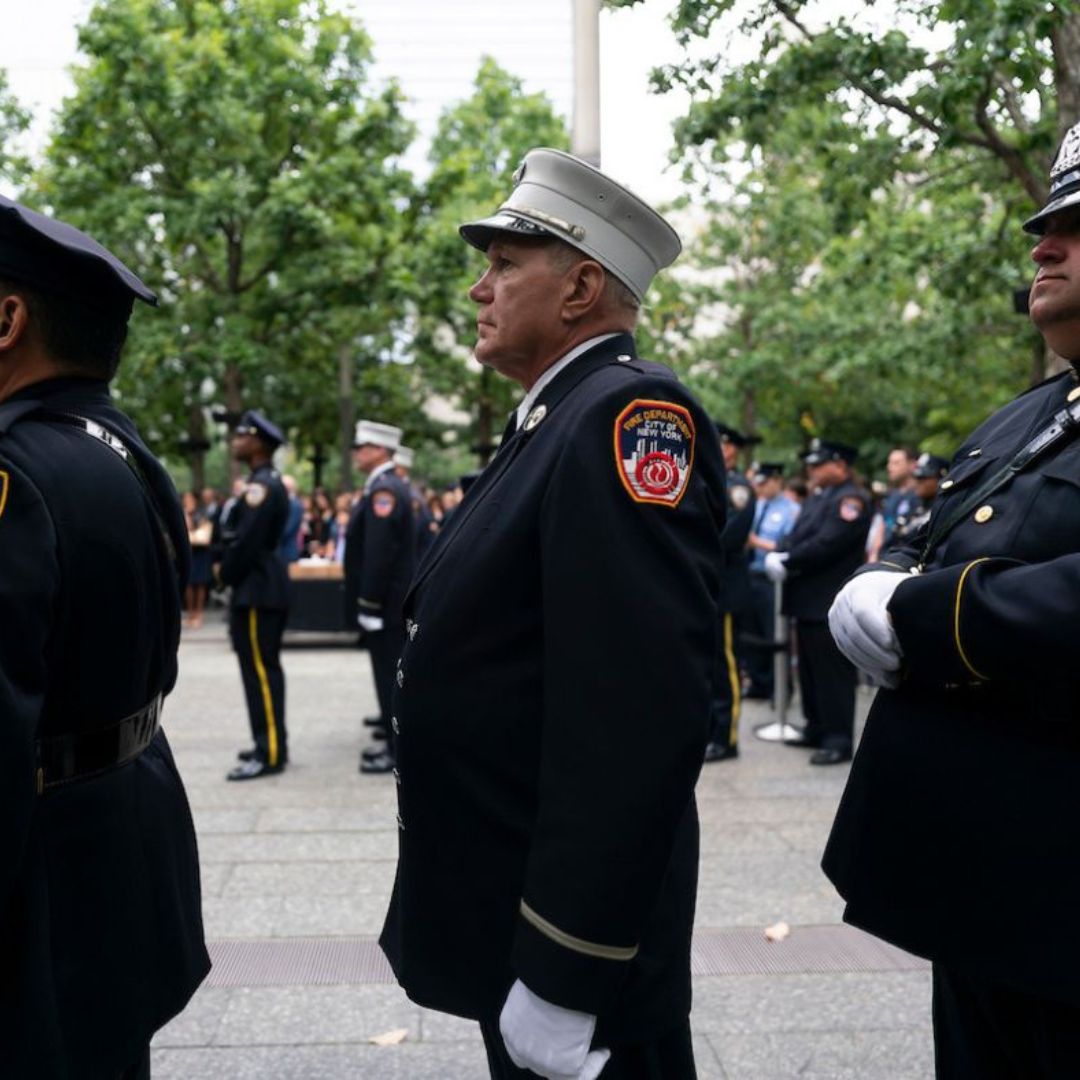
0, 294, 29, 353
561, 260, 607, 321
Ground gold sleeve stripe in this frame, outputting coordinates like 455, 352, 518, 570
520, 901, 638, 962
954, 558, 991, 682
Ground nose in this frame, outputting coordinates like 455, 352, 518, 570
1032, 232, 1064, 266
469, 266, 493, 304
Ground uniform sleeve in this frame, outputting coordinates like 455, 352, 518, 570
510, 386, 725, 1014
0, 459, 60, 906
220, 483, 277, 587
887, 554, 1079, 686
721, 484, 755, 554
358, 484, 410, 617
784, 492, 870, 575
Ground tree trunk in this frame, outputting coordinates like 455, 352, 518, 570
338, 342, 355, 492
223, 362, 244, 481
187, 401, 206, 492
1053, 10, 1080, 142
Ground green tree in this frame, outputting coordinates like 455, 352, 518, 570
405, 57, 570, 467
607, 0, 1075, 470
0, 69, 31, 189
36, 0, 416, 489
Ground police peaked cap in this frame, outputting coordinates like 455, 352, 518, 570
235, 410, 284, 449
752, 461, 785, 481
714, 422, 756, 448
459, 148, 681, 301
802, 438, 857, 466
0, 195, 157, 314
1024, 120, 1080, 234
912, 452, 949, 479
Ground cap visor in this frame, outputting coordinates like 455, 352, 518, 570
459, 211, 555, 251
1023, 188, 1080, 234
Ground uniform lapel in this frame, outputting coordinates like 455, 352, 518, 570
406, 334, 638, 602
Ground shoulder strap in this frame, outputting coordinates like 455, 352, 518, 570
918, 395, 1080, 569
38, 410, 178, 564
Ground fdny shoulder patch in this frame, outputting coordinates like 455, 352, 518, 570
614, 399, 696, 508
730, 484, 750, 511
839, 496, 865, 522
245, 483, 268, 507
371, 491, 397, 518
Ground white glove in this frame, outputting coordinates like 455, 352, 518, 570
499, 979, 611, 1080
763, 551, 789, 583
828, 571, 906, 686
357, 613, 384, 633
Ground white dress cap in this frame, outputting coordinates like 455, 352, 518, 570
353, 419, 402, 450
460, 148, 682, 301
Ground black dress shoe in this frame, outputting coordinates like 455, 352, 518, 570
226, 759, 285, 781
360, 745, 387, 763
362, 716, 384, 728
359, 749, 396, 774
703, 742, 739, 762
784, 731, 822, 749
237, 746, 258, 762
370, 727, 388, 741
809, 748, 852, 766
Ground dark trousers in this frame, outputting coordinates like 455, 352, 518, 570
368, 622, 406, 757
708, 611, 741, 749
933, 964, 1080, 1078
480, 1017, 696, 1079
795, 619, 855, 752
230, 606, 287, 767
744, 572, 777, 696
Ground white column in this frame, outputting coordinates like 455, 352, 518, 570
572, 0, 601, 165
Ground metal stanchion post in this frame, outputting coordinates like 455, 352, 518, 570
752, 578, 802, 742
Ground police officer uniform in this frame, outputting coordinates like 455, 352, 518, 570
705, 424, 756, 762
825, 126, 1080, 1073
220, 411, 290, 780
379, 149, 726, 1079
0, 197, 208, 1076
346, 420, 417, 775
891, 452, 948, 542
744, 463, 800, 698
776, 439, 870, 764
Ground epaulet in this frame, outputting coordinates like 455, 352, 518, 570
0, 399, 43, 437
615, 356, 677, 380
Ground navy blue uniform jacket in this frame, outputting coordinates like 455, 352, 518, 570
219, 462, 289, 610
780, 479, 871, 621
379, 334, 726, 1042
824, 370, 1080, 1005
0, 378, 209, 1076
719, 469, 755, 613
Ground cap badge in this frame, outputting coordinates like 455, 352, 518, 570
523, 404, 547, 432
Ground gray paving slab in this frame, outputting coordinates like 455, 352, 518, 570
149, 619, 931, 1078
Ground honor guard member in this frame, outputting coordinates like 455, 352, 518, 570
745, 462, 800, 699
0, 196, 209, 1076
219, 411, 290, 780
825, 121, 1080, 1075
764, 438, 870, 764
378, 148, 726, 1080
394, 444, 438, 557
891, 452, 948, 542
347, 420, 417, 775
705, 422, 756, 762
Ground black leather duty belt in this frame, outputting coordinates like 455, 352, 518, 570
35, 694, 163, 794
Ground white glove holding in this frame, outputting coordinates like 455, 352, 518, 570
763, 551, 789, 583
357, 613, 384, 633
499, 979, 611, 1080
828, 571, 906, 686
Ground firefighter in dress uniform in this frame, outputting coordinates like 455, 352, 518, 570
378, 148, 727, 1080
219, 410, 290, 781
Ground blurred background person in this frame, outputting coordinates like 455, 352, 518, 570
182, 489, 213, 629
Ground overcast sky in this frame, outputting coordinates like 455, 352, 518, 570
0, 0, 701, 205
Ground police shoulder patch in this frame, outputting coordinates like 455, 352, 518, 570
371, 491, 397, 518
730, 484, 750, 510
245, 483, 268, 507
614, 398, 696, 508
839, 496, 865, 522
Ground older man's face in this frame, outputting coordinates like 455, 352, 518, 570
1030, 208, 1080, 360
468, 237, 570, 386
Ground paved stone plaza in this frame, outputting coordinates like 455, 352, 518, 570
151, 615, 933, 1079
